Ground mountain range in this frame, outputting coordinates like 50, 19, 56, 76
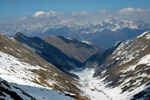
0, 31, 150, 100
1, 18, 150, 49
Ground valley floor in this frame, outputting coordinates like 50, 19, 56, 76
72, 68, 142, 100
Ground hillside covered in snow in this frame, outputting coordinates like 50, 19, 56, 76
0, 34, 86, 100
72, 31, 150, 100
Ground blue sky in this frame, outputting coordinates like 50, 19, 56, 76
0, 0, 150, 19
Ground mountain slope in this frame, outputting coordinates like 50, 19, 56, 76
0, 34, 86, 100
70, 31, 150, 100
0, 78, 35, 100
13, 32, 82, 77
43, 36, 102, 62
0, 77, 77, 100
84, 41, 121, 68
92, 31, 150, 99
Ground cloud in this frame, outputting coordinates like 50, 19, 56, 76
29, 9, 150, 22
34, 11, 46, 17
19, 16, 26, 20
47, 11, 56, 15
119, 8, 134, 13
72, 11, 88, 16
33, 11, 58, 18
80, 11, 87, 15
119, 8, 149, 14
98, 9, 109, 13
136, 8, 143, 12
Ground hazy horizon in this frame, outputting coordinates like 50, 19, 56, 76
0, 0, 150, 20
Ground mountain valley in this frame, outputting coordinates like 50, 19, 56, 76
1, 1, 150, 100
0, 31, 150, 100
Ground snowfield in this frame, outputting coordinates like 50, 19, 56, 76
0, 51, 75, 100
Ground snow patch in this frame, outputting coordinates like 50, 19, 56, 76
122, 54, 150, 73
82, 41, 92, 45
